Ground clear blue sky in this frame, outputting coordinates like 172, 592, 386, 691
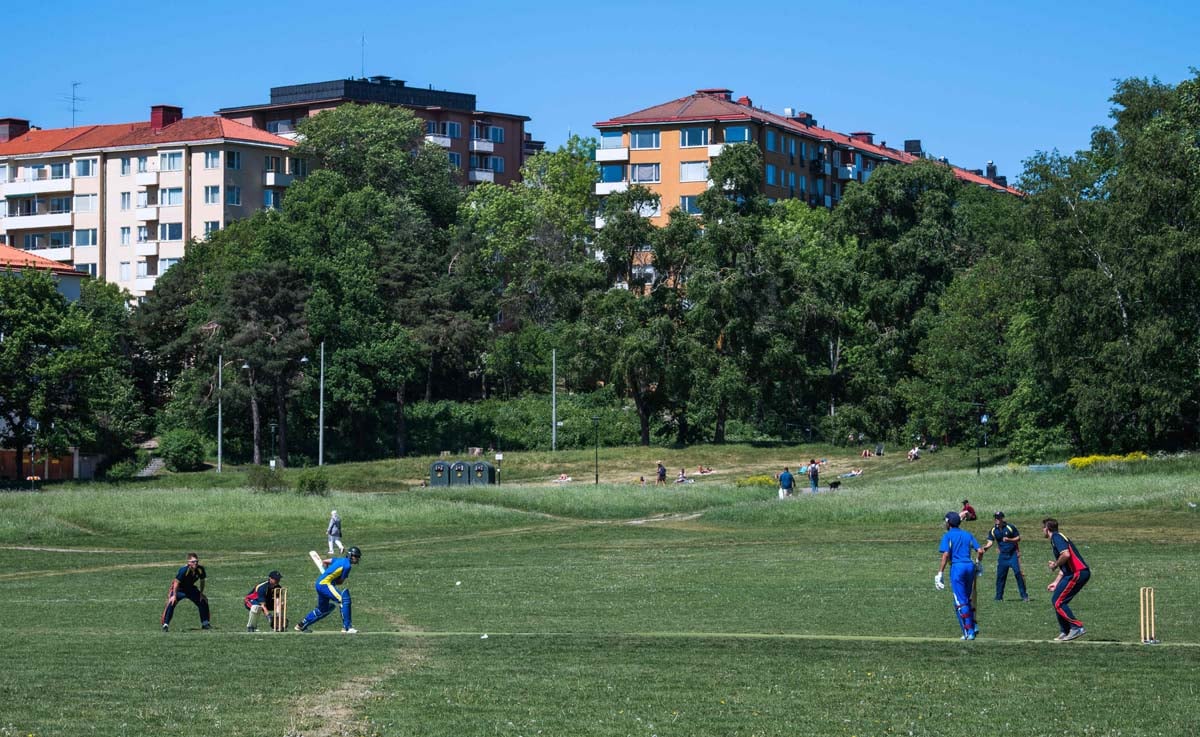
4, 0, 1198, 181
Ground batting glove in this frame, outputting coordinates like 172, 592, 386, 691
976, 562, 984, 577
934, 572, 945, 590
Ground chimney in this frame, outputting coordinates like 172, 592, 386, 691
993, 175, 1008, 187
793, 111, 815, 126
0, 117, 31, 142
696, 88, 733, 101
904, 139, 924, 156
986, 161, 998, 180
850, 131, 874, 145
784, 107, 795, 118
736, 95, 753, 107
151, 105, 183, 131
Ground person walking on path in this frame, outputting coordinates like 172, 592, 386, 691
327, 510, 343, 555
807, 460, 819, 493
1043, 518, 1091, 641
655, 462, 667, 487
979, 512, 1029, 601
778, 467, 795, 499
243, 570, 283, 632
296, 546, 361, 634
160, 552, 211, 632
934, 512, 983, 639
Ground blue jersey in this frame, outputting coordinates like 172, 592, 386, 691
1049, 532, 1089, 574
318, 556, 353, 587
174, 564, 206, 593
939, 528, 980, 567
987, 523, 1021, 556
779, 470, 794, 490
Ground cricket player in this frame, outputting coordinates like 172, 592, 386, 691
1043, 518, 1091, 641
295, 546, 361, 634
934, 512, 983, 639
161, 552, 211, 632
244, 570, 283, 632
979, 512, 1029, 601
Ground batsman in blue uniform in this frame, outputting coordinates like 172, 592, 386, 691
979, 511, 1029, 601
934, 512, 984, 639
296, 546, 361, 634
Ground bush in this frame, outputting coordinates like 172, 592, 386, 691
737, 474, 777, 488
159, 429, 207, 472
102, 458, 142, 481
295, 467, 330, 496
1067, 452, 1151, 471
246, 464, 287, 493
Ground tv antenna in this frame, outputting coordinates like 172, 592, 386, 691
59, 82, 86, 127
360, 34, 365, 78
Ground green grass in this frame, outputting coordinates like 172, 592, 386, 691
2, 454, 1198, 736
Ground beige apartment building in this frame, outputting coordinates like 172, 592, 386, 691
0, 106, 296, 298
219, 75, 539, 187
594, 88, 1019, 228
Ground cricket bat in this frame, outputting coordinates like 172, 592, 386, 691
309, 550, 325, 572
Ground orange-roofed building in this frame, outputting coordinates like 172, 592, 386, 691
0, 242, 85, 300
0, 106, 297, 299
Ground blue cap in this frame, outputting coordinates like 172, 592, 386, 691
945, 511, 961, 526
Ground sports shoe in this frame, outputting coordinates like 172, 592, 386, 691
1063, 626, 1086, 641
342, 627, 358, 634
294, 623, 310, 633
247, 625, 257, 632
1054, 632, 1069, 641
201, 622, 211, 630
965, 631, 976, 640
161, 623, 169, 632
1021, 596, 1030, 602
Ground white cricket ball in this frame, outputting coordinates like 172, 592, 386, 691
456, 581, 462, 586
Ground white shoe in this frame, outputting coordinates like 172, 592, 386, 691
1063, 626, 1086, 641
342, 627, 358, 634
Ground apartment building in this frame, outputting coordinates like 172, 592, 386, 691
593, 88, 1020, 227
0, 107, 296, 299
218, 75, 535, 186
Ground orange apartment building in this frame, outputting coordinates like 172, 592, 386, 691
218, 75, 541, 186
0, 108, 297, 298
593, 88, 1019, 228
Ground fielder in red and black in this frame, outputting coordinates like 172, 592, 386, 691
244, 570, 282, 632
161, 552, 210, 631
1043, 518, 1090, 641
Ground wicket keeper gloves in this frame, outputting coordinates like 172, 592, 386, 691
934, 572, 945, 590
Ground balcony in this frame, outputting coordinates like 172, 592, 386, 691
1, 174, 73, 197
135, 205, 159, 222
837, 165, 856, 180
135, 241, 159, 257
134, 274, 159, 292
824, 195, 833, 208
468, 168, 495, 184
595, 181, 628, 195
263, 171, 294, 187
135, 171, 159, 187
707, 143, 726, 158
595, 147, 629, 162
469, 138, 494, 153
2, 211, 72, 229
29, 246, 73, 262
424, 134, 451, 148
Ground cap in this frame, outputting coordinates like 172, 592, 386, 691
944, 511, 961, 526
994, 511, 1005, 519
268, 570, 282, 580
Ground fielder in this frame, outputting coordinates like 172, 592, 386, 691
978, 511, 1029, 601
161, 552, 211, 632
295, 546, 361, 634
934, 512, 983, 640
1043, 517, 1091, 641
243, 570, 283, 632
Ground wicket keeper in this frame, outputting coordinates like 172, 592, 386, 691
296, 546, 361, 634
244, 570, 283, 632
161, 552, 211, 632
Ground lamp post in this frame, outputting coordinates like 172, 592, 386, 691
592, 415, 600, 485
977, 413, 989, 476
217, 354, 223, 473
269, 421, 278, 468
299, 341, 326, 466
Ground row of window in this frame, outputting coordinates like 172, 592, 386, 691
600, 126, 751, 150
114, 151, 306, 175
21, 220, 225, 250
425, 121, 506, 142
117, 257, 180, 281
598, 161, 709, 184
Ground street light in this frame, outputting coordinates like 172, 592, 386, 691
216, 355, 251, 473
269, 420, 278, 468
592, 415, 600, 485
299, 341, 326, 466
977, 412, 989, 476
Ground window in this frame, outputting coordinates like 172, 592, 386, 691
264, 155, 281, 172
23, 234, 45, 249
204, 221, 220, 235
833, 150, 842, 167
789, 171, 796, 189
158, 222, 183, 241
49, 196, 71, 214
490, 156, 505, 174
265, 119, 295, 134
440, 121, 461, 138
426, 121, 437, 134
136, 156, 148, 173
48, 231, 71, 247
50, 162, 70, 179
488, 125, 505, 143
765, 164, 777, 186
817, 178, 825, 196
204, 151, 220, 169
725, 126, 750, 143
161, 258, 181, 272
75, 158, 98, 177
136, 226, 149, 243
137, 260, 154, 277
288, 157, 307, 176
73, 194, 98, 213
799, 174, 807, 193
159, 152, 183, 172
630, 130, 660, 149
469, 154, 490, 171
120, 192, 131, 211
137, 191, 149, 208
855, 153, 863, 169
799, 142, 808, 160
680, 161, 708, 182
599, 131, 624, 149
765, 131, 777, 152
0, 163, 8, 181
119, 262, 131, 281
120, 227, 131, 245
599, 164, 625, 183
226, 186, 241, 205
448, 152, 462, 168
680, 195, 701, 215
680, 127, 709, 147
630, 163, 660, 183
74, 263, 97, 277
226, 151, 241, 170
204, 185, 220, 205
74, 228, 98, 246
160, 187, 183, 207
263, 190, 281, 209
638, 200, 661, 218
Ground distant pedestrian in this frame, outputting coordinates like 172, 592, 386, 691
807, 459, 819, 493
655, 462, 667, 486
327, 510, 342, 555
1043, 518, 1091, 641
244, 570, 283, 632
778, 467, 795, 499
160, 552, 210, 632
979, 512, 1028, 601
934, 512, 983, 639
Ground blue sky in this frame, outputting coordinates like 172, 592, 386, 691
4, 0, 1198, 181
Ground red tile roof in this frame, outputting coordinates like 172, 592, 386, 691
596, 90, 1021, 196
0, 243, 79, 276
0, 116, 293, 156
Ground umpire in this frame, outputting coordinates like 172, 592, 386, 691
979, 512, 1029, 601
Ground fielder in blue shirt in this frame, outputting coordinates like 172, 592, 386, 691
934, 512, 983, 639
160, 552, 210, 632
295, 546, 361, 634
979, 511, 1029, 601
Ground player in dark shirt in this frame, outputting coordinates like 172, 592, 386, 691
161, 552, 210, 632
1043, 518, 1091, 641
243, 570, 283, 632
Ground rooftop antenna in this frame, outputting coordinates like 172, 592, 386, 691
360, 34, 365, 78
59, 82, 85, 127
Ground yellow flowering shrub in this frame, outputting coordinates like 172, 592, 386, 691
1067, 452, 1150, 470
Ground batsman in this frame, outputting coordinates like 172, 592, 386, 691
295, 546, 361, 634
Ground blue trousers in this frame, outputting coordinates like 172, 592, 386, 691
949, 564, 977, 636
299, 582, 352, 630
995, 554, 1028, 600
1052, 569, 1090, 634
161, 589, 210, 627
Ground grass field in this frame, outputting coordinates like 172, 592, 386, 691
2, 447, 1198, 736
